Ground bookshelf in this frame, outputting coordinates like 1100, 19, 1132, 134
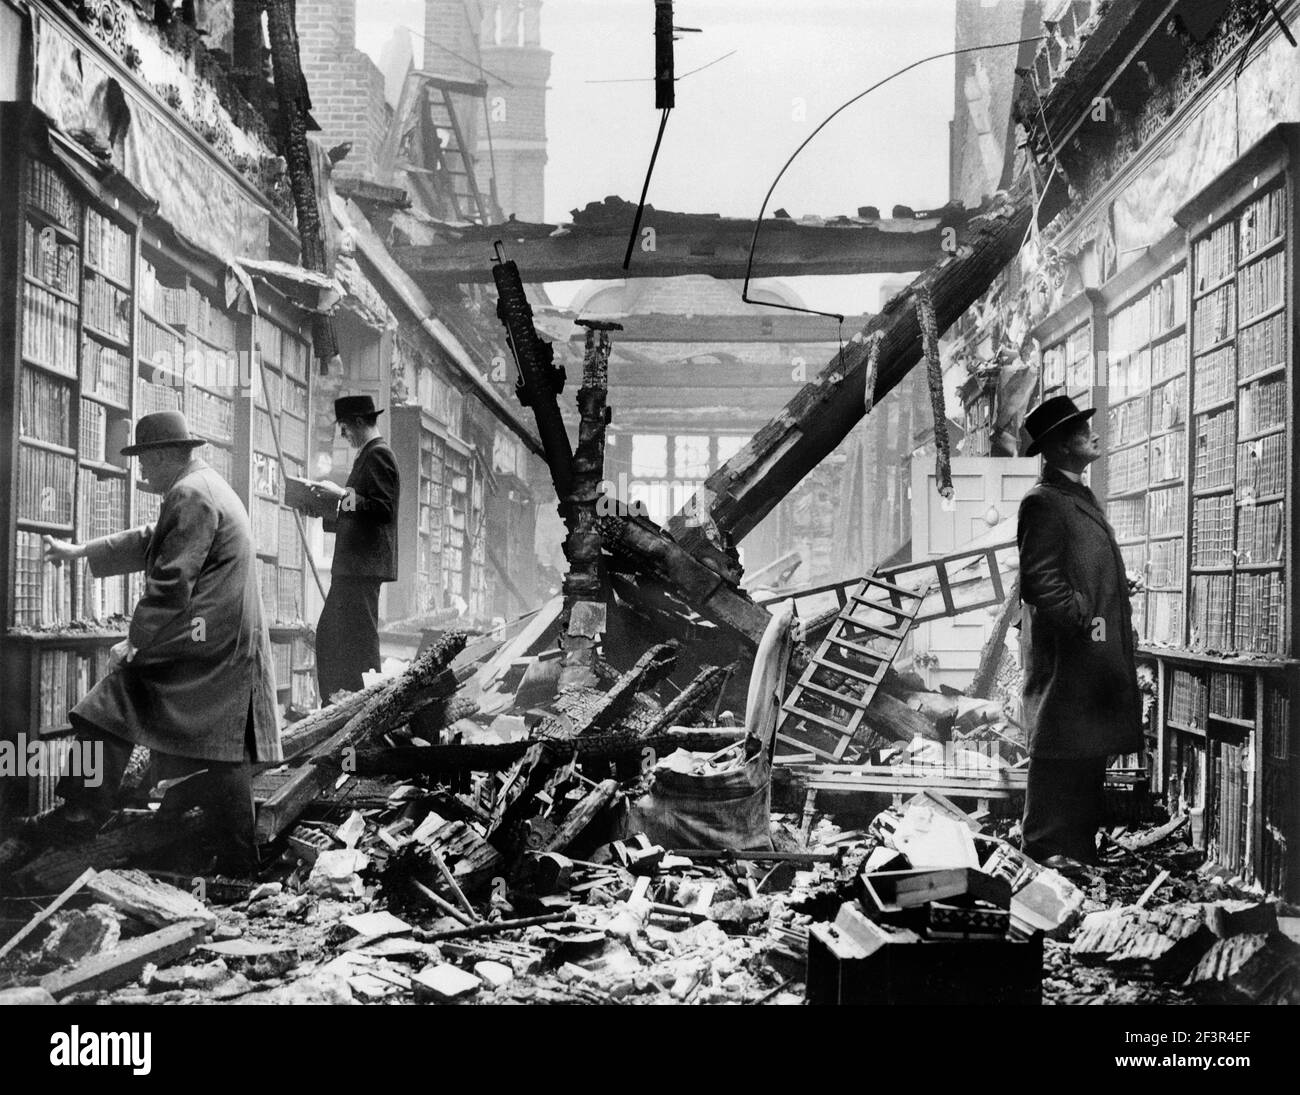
392, 404, 453, 621
1104, 264, 1190, 648
253, 316, 316, 709
2, 145, 319, 814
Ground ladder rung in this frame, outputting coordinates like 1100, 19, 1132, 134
824, 634, 899, 660
834, 614, 905, 639
774, 733, 843, 762
862, 573, 928, 598
810, 658, 884, 686
847, 593, 915, 618
780, 704, 854, 734
792, 678, 871, 708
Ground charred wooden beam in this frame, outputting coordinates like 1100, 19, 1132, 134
667, 181, 1034, 578
323, 726, 746, 778
967, 576, 1020, 700
261, 0, 338, 367
559, 321, 620, 689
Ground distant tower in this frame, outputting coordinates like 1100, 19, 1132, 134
424, 0, 551, 223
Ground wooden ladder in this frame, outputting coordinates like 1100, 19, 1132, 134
774, 571, 931, 762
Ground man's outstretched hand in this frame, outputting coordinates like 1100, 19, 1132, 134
43, 536, 86, 564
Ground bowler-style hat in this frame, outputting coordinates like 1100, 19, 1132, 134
1023, 394, 1096, 457
120, 411, 206, 456
334, 395, 384, 422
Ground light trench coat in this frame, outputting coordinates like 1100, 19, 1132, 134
71, 458, 282, 763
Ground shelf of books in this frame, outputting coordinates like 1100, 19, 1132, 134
1164, 664, 1294, 893
1104, 265, 1189, 649
253, 316, 316, 710
391, 405, 450, 621
2, 151, 319, 812
1153, 135, 1298, 897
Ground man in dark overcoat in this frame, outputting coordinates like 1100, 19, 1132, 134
42, 411, 281, 871
1017, 395, 1143, 870
312, 395, 400, 701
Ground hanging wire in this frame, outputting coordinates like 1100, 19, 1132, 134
741, 34, 1047, 323
623, 108, 673, 270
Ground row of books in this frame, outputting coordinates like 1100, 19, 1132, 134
1194, 222, 1235, 292
1170, 668, 1209, 727
272, 641, 292, 689
1166, 732, 1203, 819
1240, 376, 1286, 438
1190, 573, 1232, 651
278, 566, 304, 623
253, 452, 280, 498
1192, 493, 1234, 567
137, 375, 184, 418
1264, 683, 1291, 762
1192, 345, 1234, 411
1209, 738, 1249, 876
205, 442, 234, 482
12, 530, 72, 627
79, 399, 106, 463
280, 414, 307, 460
253, 497, 280, 555
83, 273, 132, 344
83, 341, 132, 407
1239, 186, 1285, 259
36, 648, 107, 732
1145, 590, 1183, 645
1234, 572, 1286, 654
1239, 250, 1284, 322
135, 486, 162, 527
1237, 500, 1285, 566
24, 219, 80, 298
1193, 283, 1234, 350
1107, 347, 1150, 396
188, 286, 239, 347
1109, 295, 1152, 360
1108, 443, 1149, 495
1209, 671, 1249, 721
1149, 376, 1186, 433
139, 259, 188, 325
1148, 537, 1184, 590
17, 447, 75, 525
283, 380, 310, 419
1148, 484, 1184, 538
139, 314, 185, 375
77, 561, 128, 621
1259, 762, 1289, 896
1238, 311, 1285, 379
78, 471, 126, 542
86, 209, 132, 286
20, 367, 73, 448
1149, 432, 1185, 483
1108, 496, 1147, 541
278, 507, 304, 567
1192, 409, 1235, 490
1107, 387, 1149, 447
185, 386, 235, 443
1151, 332, 1187, 386
22, 281, 79, 375
26, 159, 79, 231
1237, 432, 1286, 497
1150, 267, 1188, 334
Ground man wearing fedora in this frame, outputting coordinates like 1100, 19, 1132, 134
1016, 394, 1143, 875
42, 410, 281, 872
311, 394, 400, 701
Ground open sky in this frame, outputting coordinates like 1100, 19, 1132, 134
357, 0, 972, 312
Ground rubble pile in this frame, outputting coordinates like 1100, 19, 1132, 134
1, 613, 1294, 1007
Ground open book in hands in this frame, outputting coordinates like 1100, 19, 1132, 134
284, 476, 346, 518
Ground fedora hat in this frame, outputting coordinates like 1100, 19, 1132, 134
1023, 394, 1096, 457
334, 394, 384, 421
120, 411, 206, 456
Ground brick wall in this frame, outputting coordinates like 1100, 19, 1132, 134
297, 0, 391, 179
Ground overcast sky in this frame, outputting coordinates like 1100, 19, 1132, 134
357, 0, 973, 312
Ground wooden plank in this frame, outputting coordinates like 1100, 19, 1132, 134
0, 868, 96, 961
86, 868, 216, 930
39, 920, 210, 1000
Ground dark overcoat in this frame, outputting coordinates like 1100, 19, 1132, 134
1017, 465, 1143, 759
324, 437, 399, 581
71, 458, 282, 764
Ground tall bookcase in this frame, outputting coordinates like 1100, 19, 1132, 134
1, 136, 317, 815
1104, 262, 1190, 647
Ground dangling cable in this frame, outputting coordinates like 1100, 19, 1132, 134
623, 108, 672, 270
